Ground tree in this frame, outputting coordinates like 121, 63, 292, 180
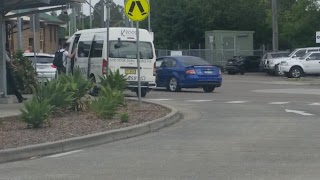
51, 11, 57, 17
92, 0, 124, 28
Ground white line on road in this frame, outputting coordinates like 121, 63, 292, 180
185, 100, 213, 102
269, 102, 290, 105
226, 101, 248, 104
309, 103, 320, 106
285, 109, 314, 116
46, 150, 83, 158
147, 99, 173, 101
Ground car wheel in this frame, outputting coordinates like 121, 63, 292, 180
228, 71, 236, 75
289, 67, 303, 78
275, 65, 284, 76
203, 86, 215, 93
167, 77, 181, 92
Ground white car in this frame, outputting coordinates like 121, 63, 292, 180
24, 53, 57, 82
280, 52, 320, 78
265, 47, 320, 76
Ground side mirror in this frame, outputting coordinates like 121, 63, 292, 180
306, 57, 311, 61
292, 55, 297, 58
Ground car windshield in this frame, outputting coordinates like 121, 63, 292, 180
27, 56, 54, 63
271, 53, 290, 58
288, 49, 297, 57
109, 41, 153, 59
180, 57, 210, 66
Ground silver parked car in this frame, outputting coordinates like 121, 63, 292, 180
259, 51, 290, 74
24, 53, 57, 82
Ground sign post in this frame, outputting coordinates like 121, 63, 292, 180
316, 31, 320, 44
125, 0, 150, 106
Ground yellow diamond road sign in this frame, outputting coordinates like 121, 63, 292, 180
125, 0, 150, 22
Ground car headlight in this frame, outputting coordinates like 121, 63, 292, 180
281, 61, 289, 66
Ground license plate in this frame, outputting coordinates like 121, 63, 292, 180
38, 66, 45, 69
204, 71, 213, 74
125, 69, 136, 74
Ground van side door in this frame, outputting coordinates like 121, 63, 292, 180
74, 33, 95, 79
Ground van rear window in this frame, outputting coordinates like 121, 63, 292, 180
109, 41, 153, 59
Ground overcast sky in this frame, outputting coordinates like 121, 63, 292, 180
83, 0, 123, 15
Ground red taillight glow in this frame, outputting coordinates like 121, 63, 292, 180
153, 62, 156, 76
102, 59, 108, 74
186, 69, 196, 75
51, 65, 57, 68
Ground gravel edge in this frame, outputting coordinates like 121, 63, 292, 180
0, 100, 181, 164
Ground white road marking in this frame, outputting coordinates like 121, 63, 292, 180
226, 101, 248, 104
46, 150, 83, 158
309, 103, 320, 106
147, 99, 173, 101
269, 102, 290, 105
285, 109, 314, 116
185, 100, 213, 102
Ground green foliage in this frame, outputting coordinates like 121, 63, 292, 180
99, 69, 127, 92
93, 0, 124, 28
58, 68, 94, 111
20, 98, 55, 128
90, 86, 124, 119
99, 85, 125, 106
120, 113, 129, 123
32, 80, 74, 110
11, 51, 37, 94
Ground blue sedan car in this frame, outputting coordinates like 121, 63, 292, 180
156, 56, 222, 92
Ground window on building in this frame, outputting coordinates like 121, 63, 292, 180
50, 26, 52, 42
54, 27, 57, 42
40, 28, 44, 53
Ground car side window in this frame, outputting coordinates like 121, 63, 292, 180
161, 58, 176, 67
307, 49, 319, 53
308, 53, 320, 61
295, 50, 307, 58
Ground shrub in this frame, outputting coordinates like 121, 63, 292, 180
11, 51, 37, 94
32, 80, 74, 110
99, 85, 125, 107
20, 98, 55, 128
89, 96, 119, 119
58, 68, 94, 111
99, 69, 127, 92
120, 113, 129, 123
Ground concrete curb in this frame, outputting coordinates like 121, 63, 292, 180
0, 101, 181, 164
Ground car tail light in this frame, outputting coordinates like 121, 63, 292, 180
51, 65, 57, 68
102, 59, 108, 74
153, 62, 156, 76
186, 69, 196, 75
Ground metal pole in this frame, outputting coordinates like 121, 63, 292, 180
148, 0, 151, 32
272, 0, 278, 51
32, 14, 37, 72
106, 0, 110, 62
17, 10, 23, 50
124, 0, 129, 27
89, 0, 92, 28
0, 14, 7, 97
136, 22, 141, 105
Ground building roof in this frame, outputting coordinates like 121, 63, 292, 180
9, 9, 65, 25
1, 0, 85, 14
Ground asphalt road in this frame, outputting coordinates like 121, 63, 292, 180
2, 73, 320, 180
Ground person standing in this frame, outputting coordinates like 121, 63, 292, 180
5, 52, 26, 103
54, 43, 76, 74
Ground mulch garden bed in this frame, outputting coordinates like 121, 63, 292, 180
0, 100, 170, 150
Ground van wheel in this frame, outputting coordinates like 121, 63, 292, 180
167, 77, 181, 92
136, 89, 147, 97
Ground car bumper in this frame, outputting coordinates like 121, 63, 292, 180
225, 66, 240, 72
264, 64, 276, 71
279, 65, 291, 73
127, 81, 157, 89
37, 72, 56, 82
180, 76, 222, 88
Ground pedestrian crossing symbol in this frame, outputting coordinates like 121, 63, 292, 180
125, 0, 150, 22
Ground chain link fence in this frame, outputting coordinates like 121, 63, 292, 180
156, 49, 265, 67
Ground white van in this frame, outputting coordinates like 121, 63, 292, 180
66, 27, 156, 97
